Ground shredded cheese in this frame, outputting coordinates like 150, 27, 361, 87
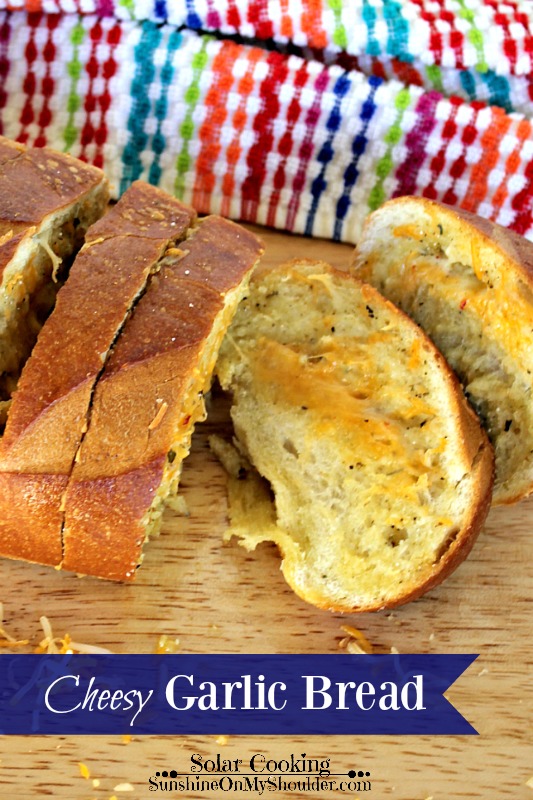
339, 625, 374, 654
0, 604, 113, 654
0, 602, 30, 648
155, 634, 180, 654
148, 401, 169, 431
36, 234, 63, 282
78, 762, 91, 780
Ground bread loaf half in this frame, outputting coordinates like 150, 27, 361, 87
0, 136, 109, 425
351, 197, 533, 504
0, 181, 195, 566
62, 216, 264, 581
215, 261, 494, 612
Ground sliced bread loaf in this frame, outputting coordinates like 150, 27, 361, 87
216, 260, 494, 612
61, 216, 264, 581
0, 181, 195, 566
351, 197, 533, 504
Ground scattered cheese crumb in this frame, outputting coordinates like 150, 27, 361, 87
478, 668, 489, 676
0, 602, 29, 648
339, 625, 374, 654
36, 616, 113, 654
155, 634, 180, 654
216, 735, 229, 745
526, 776, 533, 789
121, 735, 132, 744
78, 762, 91, 780
92, 778, 100, 788
113, 783, 135, 792
148, 401, 169, 431
428, 633, 435, 642
390, 646, 400, 655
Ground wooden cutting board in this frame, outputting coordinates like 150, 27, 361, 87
0, 226, 531, 800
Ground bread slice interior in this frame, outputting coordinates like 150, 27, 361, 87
352, 197, 533, 504
216, 261, 493, 611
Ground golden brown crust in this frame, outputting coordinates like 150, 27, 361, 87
0, 472, 67, 565
0, 181, 196, 568
86, 181, 194, 242
62, 216, 264, 581
0, 137, 107, 269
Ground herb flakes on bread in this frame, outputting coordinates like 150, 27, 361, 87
216, 260, 494, 612
351, 196, 533, 504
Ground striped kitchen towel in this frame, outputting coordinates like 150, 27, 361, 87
0, 5, 532, 242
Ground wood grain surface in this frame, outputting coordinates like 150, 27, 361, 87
0, 226, 531, 800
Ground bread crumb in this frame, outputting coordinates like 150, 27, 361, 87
428, 632, 435, 642
525, 776, 533, 789
216, 735, 229, 745
113, 783, 135, 792
78, 762, 90, 780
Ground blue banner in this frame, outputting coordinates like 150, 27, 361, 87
0, 654, 477, 735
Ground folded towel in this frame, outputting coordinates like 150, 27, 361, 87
0, 6, 531, 242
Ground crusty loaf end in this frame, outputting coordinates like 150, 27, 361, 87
352, 196, 533, 504
0, 139, 109, 416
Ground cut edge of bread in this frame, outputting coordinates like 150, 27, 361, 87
215, 259, 494, 612
0, 179, 109, 417
351, 195, 533, 505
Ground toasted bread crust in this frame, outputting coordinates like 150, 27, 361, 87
62, 216, 264, 581
0, 137, 108, 277
0, 181, 196, 568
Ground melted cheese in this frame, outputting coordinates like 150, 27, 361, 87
250, 337, 433, 484
396, 246, 533, 359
